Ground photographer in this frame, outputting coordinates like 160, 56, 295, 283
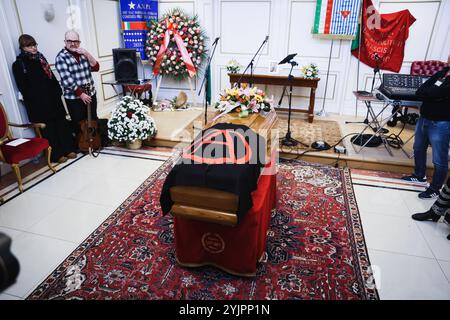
0, 233, 20, 293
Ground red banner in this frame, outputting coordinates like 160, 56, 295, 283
352, 0, 416, 73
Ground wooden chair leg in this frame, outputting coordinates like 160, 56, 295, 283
46, 147, 56, 173
12, 164, 24, 193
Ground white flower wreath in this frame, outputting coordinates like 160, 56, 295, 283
107, 96, 157, 142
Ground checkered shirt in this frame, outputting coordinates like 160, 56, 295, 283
55, 48, 97, 100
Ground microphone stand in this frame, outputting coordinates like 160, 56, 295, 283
281, 61, 298, 147
235, 36, 269, 88
198, 37, 220, 125
277, 53, 298, 108
369, 57, 388, 133
345, 55, 383, 127
371, 57, 382, 93
350, 54, 388, 148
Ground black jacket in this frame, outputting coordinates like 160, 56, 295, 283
416, 66, 450, 121
12, 54, 66, 123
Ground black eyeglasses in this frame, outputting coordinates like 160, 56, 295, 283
65, 40, 81, 44
25, 44, 38, 48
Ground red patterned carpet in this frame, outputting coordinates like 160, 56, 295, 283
27, 159, 378, 300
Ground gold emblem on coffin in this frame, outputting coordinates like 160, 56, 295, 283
201, 233, 225, 254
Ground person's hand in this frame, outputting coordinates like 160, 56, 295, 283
80, 92, 92, 105
73, 47, 88, 56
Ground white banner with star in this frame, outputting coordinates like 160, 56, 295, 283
120, 0, 158, 60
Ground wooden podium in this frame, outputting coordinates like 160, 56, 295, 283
229, 73, 319, 123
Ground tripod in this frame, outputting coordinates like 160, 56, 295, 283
280, 61, 299, 147
346, 54, 384, 132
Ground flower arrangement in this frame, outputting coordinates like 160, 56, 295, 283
300, 63, 319, 79
145, 9, 207, 79
226, 59, 241, 74
214, 84, 272, 117
107, 96, 157, 143
153, 91, 189, 111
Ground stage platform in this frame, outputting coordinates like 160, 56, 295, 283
144, 108, 204, 148
145, 108, 446, 177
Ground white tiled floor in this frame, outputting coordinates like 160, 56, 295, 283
353, 183, 450, 300
0, 153, 449, 300
0, 153, 163, 300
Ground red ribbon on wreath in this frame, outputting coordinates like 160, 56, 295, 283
153, 19, 197, 78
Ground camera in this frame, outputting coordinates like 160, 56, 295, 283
0, 233, 20, 293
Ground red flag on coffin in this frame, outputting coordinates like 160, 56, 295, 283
351, 0, 416, 73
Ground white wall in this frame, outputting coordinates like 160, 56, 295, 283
0, 0, 123, 121
212, 0, 450, 117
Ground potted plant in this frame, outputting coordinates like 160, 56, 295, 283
107, 96, 157, 149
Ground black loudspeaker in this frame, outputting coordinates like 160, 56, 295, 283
113, 48, 138, 83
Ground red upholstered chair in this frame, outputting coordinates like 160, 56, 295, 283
0, 103, 56, 193
410, 62, 448, 118
410, 60, 448, 76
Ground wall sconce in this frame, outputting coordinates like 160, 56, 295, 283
42, 3, 55, 22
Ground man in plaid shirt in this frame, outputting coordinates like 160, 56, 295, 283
55, 30, 100, 137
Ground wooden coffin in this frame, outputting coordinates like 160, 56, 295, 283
169, 110, 278, 226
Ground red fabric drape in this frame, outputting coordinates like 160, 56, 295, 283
173, 170, 276, 276
173, 150, 277, 276
352, 0, 416, 73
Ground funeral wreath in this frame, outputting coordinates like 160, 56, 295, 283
107, 96, 157, 143
145, 8, 207, 79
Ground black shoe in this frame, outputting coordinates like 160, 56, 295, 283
411, 209, 441, 222
401, 174, 427, 183
418, 188, 440, 199
387, 119, 397, 127
444, 214, 450, 226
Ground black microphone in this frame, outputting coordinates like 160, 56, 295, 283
212, 37, 220, 45
265, 35, 269, 42
279, 53, 297, 65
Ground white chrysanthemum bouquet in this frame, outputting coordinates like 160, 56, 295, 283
107, 96, 157, 142
226, 59, 241, 74
301, 63, 319, 79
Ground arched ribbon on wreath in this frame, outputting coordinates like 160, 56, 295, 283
153, 19, 197, 77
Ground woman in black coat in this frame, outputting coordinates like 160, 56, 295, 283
12, 34, 76, 163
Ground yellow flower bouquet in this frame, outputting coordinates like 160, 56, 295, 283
214, 84, 272, 118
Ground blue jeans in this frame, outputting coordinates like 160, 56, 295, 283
413, 117, 450, 191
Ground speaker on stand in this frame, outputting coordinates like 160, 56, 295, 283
112, 48, 138, 83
